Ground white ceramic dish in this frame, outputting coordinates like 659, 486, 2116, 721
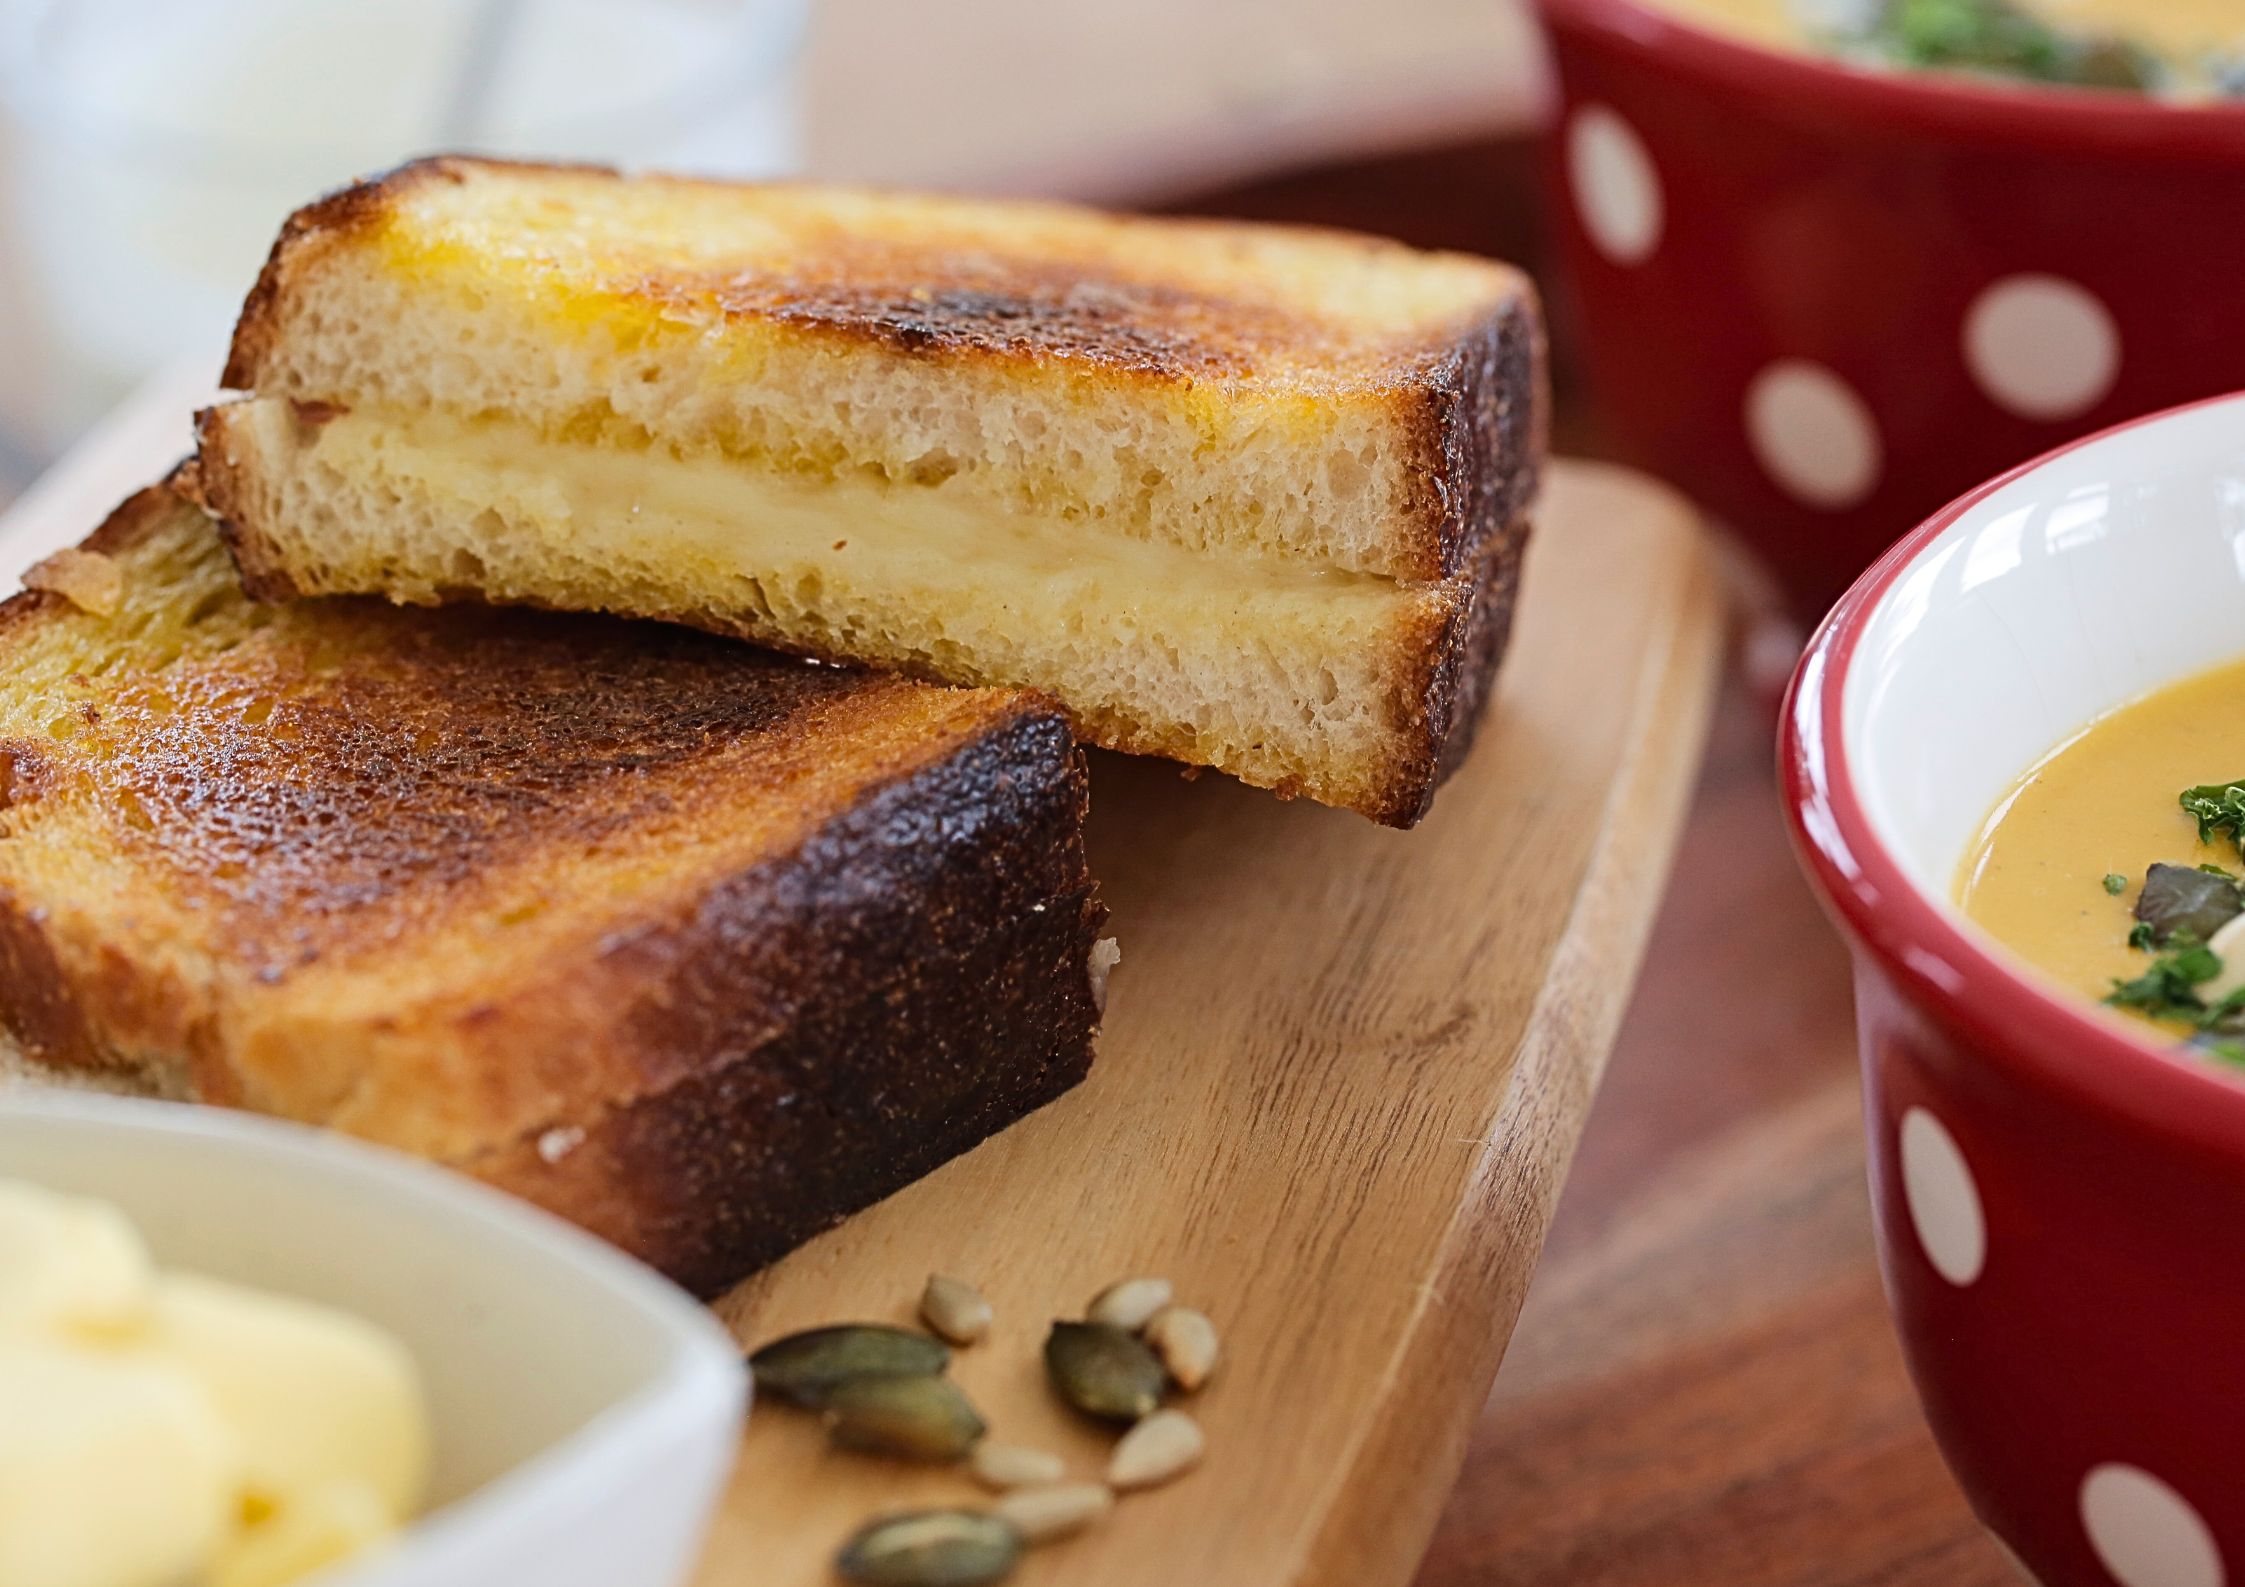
1840, 389, 2245, 904
0, 1092, 747, 1587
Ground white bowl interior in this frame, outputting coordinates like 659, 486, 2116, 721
0, 1097, 738, 1510
1844, 394, 2245, 905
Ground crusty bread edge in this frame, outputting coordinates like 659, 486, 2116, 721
461, 705, 1106, 1296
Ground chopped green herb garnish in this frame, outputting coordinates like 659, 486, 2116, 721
2129, 921, 2158, 952
2102, 872, 2127, 895
1862, 0, 2159, 90
2202, 863, 2242, 881
2106, 936, 2221, 1021
2180, 780, 2245, 855
2191, 1033, 2245, 1067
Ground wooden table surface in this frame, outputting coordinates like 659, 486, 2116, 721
1165, 139, 2016, 1585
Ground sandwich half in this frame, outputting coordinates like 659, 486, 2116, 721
0, 480, 1109, 1295
192, 157, 1545, 825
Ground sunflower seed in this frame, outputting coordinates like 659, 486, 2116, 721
748, 1324, 949, 1408
992, 1482, 1113, 1544
1087, 937, 1121, 1013
1142, 1305, 1220, 1393
920, 1274, 994, 1346
1107, 1408, 1204, 1491
835, 1510, 1021, 1586
969, 1441, 1067, 1491
1085, 1276, 1172, 1331
824, 1373, 987, 1460
1044, 1321, 1166, 1421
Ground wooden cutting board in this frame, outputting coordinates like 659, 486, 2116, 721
0, 378, 1724, 1587
691, 460, 1729, 1587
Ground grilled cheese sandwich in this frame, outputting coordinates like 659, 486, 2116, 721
193, 158, 1546, 824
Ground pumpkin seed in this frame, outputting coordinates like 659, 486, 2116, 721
748, 1324, 949, 1408
1085, 1276, 1172, 1331
1107, 1408, 1204, 1491
1044, 1320, 1166, 1421
1142, 1305, 1220, 1393
992, 1482, 1112, 1544
835, 1510, 1021, 1586
824, 1373, 987, 1460
920, 1274, 994, 1346
970, 1441, 1067, 1491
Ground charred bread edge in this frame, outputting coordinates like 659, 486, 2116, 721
466, 706, 1106, 1296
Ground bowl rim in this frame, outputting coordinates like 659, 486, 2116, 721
1535, 0, 2245, 152
1781, 388, 2245, 1154
0, 1091, 748, 1581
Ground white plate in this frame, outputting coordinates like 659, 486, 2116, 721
0, 1092, 747, 1587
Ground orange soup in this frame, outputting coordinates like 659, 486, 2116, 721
1961, 654, 2245, 1062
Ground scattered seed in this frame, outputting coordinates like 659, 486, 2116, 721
970, 1442, 1067, 1491
920, 1274, 994, 1346
1142, 1305, 1220, 1393
1087, 937, 1121, 1013
1085, 1276, 1172, 1331
748, 1324, 949, 1408
1108, 1408, 1204, 1491
992, 1482, 1113, 1544
1045, 1321, 1167, 1422
824, 1373, 987, 1461
835, 1510, 1022, 1587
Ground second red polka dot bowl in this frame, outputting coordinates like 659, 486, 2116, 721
1536, 0, 2245, 619
1782, 393, 2245, 1587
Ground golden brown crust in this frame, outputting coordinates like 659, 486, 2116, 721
1356, 510, 1531, 827
0, 484, 1106, 1291
470, 715, 1102, 1296
227, 156, 1537, 402
223, 159, 489, 392
1396, 286, 1548, 581
219, 157, 1544, 587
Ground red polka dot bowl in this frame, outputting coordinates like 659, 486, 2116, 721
1782, 392, 2245, 1587
1535, 0, 2245, 619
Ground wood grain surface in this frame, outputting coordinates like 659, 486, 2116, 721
687, 462, 1725, 1585
1411, 669, 2016, 1587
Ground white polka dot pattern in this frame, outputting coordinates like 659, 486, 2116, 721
1898, 1106, 1984, 1286
1965, 275, 2122, 422
1744, 361, 1882, 511
2082, 1466, 2225, 1587
1567, 105, 1662, 266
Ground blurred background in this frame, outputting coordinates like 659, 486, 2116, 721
0, 0, 1546, 472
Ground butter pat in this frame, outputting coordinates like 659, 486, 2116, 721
150, 1272, 428, 1519
0, 1178, 430, 1587
0, 1341, 236, 1587
212, 1481, 394, 1587
0, 1180, 155, 1339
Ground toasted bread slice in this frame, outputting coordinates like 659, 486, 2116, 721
0, 482, 1107, 1295
194, 156, 1545, 825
